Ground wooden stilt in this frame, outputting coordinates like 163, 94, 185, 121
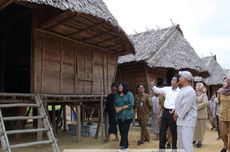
76, 105, 81, 142
104, 113, 108, 137
52, 105, 56, 135
100, 96, 105, 143
95, 109, 100, 139
63, 104, 66, 132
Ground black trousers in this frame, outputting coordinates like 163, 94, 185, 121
159, 108, 177, 149
118, 119, 132, 149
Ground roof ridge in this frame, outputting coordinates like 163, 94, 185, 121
129, 24, 179, 37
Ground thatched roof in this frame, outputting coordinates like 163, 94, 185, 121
0, 0, 134, 55
19, 0, 119, 27
225, 69, 230, 77
202, 56, 226, 86
118, 25, 207, 74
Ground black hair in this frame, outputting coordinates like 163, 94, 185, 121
111, 82, 116, 88
118, 82, 129, 95
173, 74, 180, 83
136, 84, 145, 90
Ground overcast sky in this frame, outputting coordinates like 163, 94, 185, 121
104, 0, 230, 69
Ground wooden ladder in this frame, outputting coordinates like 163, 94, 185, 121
0, 93, 60, 152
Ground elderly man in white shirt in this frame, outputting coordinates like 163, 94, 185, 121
151, 75, 180, 150
174, 71, 197, 152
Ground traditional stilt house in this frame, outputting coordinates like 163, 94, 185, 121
202, 55, 227, 98
0, 0, 134, 150
116, 25, 208, 94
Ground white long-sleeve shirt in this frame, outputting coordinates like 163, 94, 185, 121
152, 86, 180, 109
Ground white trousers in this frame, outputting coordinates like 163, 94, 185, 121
177, 126, 195, 152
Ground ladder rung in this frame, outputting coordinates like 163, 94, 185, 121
10, 140, 53, 149
6, 128, 48, 135
3, 116, 44, 121
0, 103, 39, 108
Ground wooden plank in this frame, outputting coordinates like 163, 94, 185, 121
10, 140, 52, 149
92, 50, 103, 94
36, 29, 115, 53
41, 33, 45, 92
3, 116, 44, 121
0, 103, 39, 108
0, 0, 12, 10
60, 40, 63, 94
7, 128, 48, 135
40, 11, 75, 29
61, 39, 75, 94
42, 34, 61, 94
69, 21, 105, 36
31, 12, 36, 93
34, 31, 43, 93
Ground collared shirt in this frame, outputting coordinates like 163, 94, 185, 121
175, 86, 197, 127
152, 86, 180, 109
135, 93, 152, 120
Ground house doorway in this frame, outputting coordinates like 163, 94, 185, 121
0, 4, 31, 93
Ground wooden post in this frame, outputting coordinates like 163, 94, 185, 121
52, 105, 57, 135
82, 105, 85, 123
37, 117, 43, 141
76, 104, 81, 142
104, 112, 108, 137
95, 106, 100, 139
100, 96, 104, 143
63, 104, 66, 132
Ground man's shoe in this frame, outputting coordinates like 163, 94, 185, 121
137, 140, 144, 145
196, 143, 202, 148
166, 143, 171, 149
220, 148, 227, 152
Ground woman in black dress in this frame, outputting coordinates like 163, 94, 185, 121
104, 83, 119, 142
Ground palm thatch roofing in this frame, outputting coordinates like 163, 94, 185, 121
202, 56, 226, 86
226, 69, 230, 77
0, 0, 134, 55
118, 25, 208, 75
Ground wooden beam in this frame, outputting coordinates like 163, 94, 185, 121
106, 40, 122, 48
36, 29, 116, 53
94, 36, 120, 46
40, 10, 75, 29
68, 21, 105, 36
0, 0, 12, 11
82, 29, 114, 41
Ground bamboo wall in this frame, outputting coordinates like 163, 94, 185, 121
116, 66, 146, 94
145, 68, 167, 96
116, 64, 167, 95
34, 30, 117, 95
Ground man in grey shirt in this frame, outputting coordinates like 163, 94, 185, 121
174, 71, 197, 152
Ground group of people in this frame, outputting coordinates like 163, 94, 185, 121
104, 71, 230, 152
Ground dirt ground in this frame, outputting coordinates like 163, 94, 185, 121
6, 123, 223, 152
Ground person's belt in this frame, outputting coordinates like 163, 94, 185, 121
163, 107, 173, 111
